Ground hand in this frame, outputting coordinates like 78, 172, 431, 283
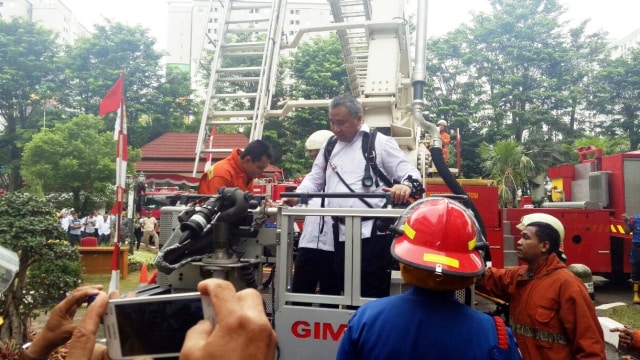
180, 279, 277, 360
382, 184, 412, 205
65, 292, 110, 360
611, 327, 635, 350
281, 198, 299, 207
25, 285, 103, 359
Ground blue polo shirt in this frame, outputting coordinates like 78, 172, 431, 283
336, 287, 521, 360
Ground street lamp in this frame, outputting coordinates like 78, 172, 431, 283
126, 172, 146, 254
125, 174, 135, 254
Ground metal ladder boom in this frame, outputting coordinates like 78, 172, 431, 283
328, 0, 372, 97
193, 0, 287, 176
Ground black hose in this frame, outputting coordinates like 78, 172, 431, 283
430, 147, 492, 262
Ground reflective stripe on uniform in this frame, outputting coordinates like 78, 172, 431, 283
510, 318, 568, 345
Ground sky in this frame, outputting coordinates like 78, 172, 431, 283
61, 0, 640, 51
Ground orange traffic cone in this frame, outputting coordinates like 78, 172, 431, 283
139, 263, 149, 286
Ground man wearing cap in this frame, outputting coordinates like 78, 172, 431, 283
337, 198, 521, 359
622, 212, 640, 303
476, 213, 605, 359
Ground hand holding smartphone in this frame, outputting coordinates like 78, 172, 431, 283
103, 292, 215, 359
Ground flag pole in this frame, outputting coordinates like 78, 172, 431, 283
105, 74, 127, 294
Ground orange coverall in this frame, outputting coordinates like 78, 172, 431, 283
198, 149, 254, 195
477, 254, 606, 359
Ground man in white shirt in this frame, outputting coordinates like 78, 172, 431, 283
291, 130, 339, 300
286, 94, 421, 299
96, 213, 111, 245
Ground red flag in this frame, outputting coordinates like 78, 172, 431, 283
99, 75, 124, 117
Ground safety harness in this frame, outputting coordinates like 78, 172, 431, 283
323, 129, 393, 189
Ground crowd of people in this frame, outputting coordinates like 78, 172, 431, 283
57, 209, 154, 250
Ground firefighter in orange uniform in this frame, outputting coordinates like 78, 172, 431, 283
198, 139, 273, 195
437, 119, 451, 163
476, 213, 605, 359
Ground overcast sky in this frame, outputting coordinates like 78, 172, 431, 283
61, 0, 640, 50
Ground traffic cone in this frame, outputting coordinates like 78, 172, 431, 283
139, 263, 149, 286
633, 282, 640, 304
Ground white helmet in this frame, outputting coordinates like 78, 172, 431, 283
516, 213, 565, 242
304, 130, 334, 152
437, 120, 447, 127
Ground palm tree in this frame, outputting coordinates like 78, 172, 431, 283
479, 140, 535, 208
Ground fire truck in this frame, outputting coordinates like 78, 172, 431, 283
146, 0, 637, 358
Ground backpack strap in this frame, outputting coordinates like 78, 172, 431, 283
323, 129, 393, 188
362, 129, 393, 188
323, 135, 338, 171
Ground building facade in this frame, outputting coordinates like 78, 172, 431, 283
166, 0, 331, 83
0, 0, 88, 44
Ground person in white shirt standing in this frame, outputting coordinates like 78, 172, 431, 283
291, 130, 339, 301
285, 94, 421, 299
96, 213, 111, 245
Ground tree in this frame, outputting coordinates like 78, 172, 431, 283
266, 34, 349, 177
590, 48, 640, 151
479, 140, 534, 207
466, 0, 570, 144
20, 115, 136, 213
0, 18, 61, 192
57, 20, 170, 147
424, 27, 486, 177
0, 192, 79, 343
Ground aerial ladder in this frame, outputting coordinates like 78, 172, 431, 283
155, 1, 488, 359
193, 0, 287, 176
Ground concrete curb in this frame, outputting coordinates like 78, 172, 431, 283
596, 302, 627, 348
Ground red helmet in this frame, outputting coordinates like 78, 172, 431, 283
391, 197, 485, 277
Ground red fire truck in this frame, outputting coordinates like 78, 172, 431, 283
428, 147, 640, 280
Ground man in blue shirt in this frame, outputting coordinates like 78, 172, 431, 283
623, 212, 640, 303
336, 197, 522, 360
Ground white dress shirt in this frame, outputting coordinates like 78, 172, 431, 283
296, 124, 420, 240
297, 198, 334, 251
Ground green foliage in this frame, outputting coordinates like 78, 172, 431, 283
20, 115, 117, 212
0, 18, 61, 192
590, 47, 640, 151
128, 251, 158, 273
561, 136, 630, 164
0, 192, 75, 342
266, 34, 349, 177
479, 141, 535, 207
24, 240, 82, 310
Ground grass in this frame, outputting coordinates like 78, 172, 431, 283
79, 247, 158, 293
604, 305, 640, 329
80, 271, 146, 294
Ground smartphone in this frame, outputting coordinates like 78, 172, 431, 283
103, 292, 214, 359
